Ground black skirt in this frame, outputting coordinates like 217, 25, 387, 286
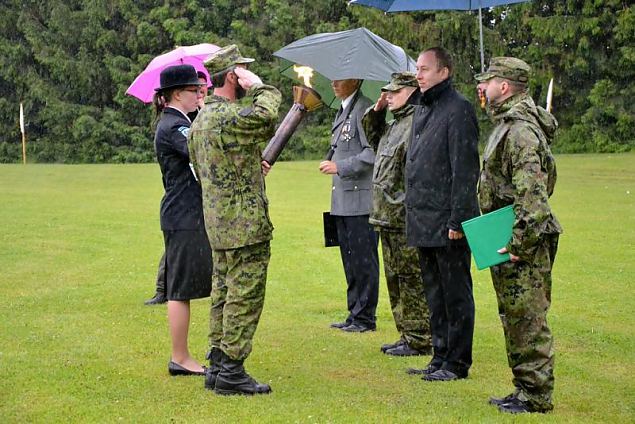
163, 230, 212, 301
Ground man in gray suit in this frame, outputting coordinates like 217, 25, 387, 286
319, 79, 379, 333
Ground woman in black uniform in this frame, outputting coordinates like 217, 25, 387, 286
153, 64, 211, 376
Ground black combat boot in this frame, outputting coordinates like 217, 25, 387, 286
204, 348, 223, 390
214, 351, 272, 396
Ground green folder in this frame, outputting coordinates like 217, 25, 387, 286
462, 205, 515, 270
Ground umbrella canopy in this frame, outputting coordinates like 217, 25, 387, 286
126, 43, 220, 103
348, 0, 532, 71
274, 27, 416, 108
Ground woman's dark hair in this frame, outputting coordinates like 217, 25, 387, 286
197, 71, 208, 84
152, 88, 178, 125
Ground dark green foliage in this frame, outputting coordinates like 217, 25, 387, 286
0, 0, 632, 163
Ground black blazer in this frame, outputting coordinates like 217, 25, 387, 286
154, 107, 205, 231
405, 79, 480, 247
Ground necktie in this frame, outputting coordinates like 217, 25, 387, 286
336, 105, 343, 120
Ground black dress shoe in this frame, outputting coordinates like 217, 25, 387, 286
385, 343, 431, 356
144, 293, 167, 305
330, 321, 350, 329
406, 362, 440, 375
489, 392, 518, 407
381, 339, 405, 353
422, 369, 467, 381
341, 323, 375, 333
498, 397, 541, 414
168, 361, 206, 376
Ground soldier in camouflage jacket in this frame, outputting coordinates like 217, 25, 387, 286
362, 72, 431, 357
188, 45, 281, 396
476, 57, 563, 414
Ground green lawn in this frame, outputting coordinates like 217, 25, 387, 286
1, 153, 633, 423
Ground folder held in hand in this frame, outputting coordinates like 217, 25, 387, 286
462, 205, 515, 270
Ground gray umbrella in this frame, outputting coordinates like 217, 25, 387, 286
274, 27, 416, 108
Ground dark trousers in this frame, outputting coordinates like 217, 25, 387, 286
155, 251, 167, 295
418, 243, 474, 376
335, 215, 379, 328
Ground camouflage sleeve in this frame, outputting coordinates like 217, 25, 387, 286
228, 83, 282, 145
361, 106, 387, 150
187, 121, 200, 181
507, 127, 553, 257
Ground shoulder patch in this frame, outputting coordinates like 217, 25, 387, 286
177, 126, 190, 138
238, 107, 253, 117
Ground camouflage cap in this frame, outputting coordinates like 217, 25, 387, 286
381, 72, 418, 92
475, 57, 531, 83
204, 44, 255, 74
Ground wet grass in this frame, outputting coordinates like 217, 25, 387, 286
0, 152, 633, 423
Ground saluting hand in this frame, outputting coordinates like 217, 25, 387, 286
234, 67, 262, 90
374, 92, 389, 111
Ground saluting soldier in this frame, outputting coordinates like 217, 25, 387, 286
188, 45, 281, 396
362, 72, 432, 356
476, 57, 562, 414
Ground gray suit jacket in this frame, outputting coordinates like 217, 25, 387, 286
329, 91, 375, 216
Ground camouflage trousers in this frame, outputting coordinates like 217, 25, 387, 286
380, 228, 431, 350
490, 234, 559, 412
209, 241, 270, 361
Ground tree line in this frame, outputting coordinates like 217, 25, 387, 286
0, 0, 633, 163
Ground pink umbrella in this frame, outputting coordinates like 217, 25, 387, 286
126, 43, 220, 103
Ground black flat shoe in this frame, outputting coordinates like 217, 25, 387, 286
168, 361, 206, 376
144, 293, 167, 305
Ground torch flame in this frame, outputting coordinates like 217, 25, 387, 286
293, 65, 314, 88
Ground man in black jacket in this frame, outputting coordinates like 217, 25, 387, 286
405, 47, 480, 381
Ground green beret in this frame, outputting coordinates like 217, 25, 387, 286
204, 44, 255, 75
381, 72, 417, 92
475, 57, 531, 83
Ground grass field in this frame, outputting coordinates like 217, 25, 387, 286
0, 153, 633, 423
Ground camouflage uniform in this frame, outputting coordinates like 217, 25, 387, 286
362, 73, 431, 351
188, 46, 281, 361
477, 57, 563, 412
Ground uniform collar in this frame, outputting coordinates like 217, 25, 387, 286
165, 106, 191, 123
341, 90, 358, 111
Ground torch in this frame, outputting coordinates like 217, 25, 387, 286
262, 65, 323, 165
